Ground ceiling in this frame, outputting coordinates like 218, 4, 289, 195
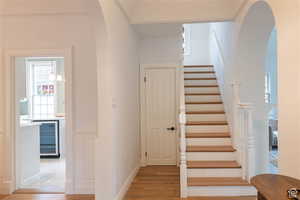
117, 0, 247, 24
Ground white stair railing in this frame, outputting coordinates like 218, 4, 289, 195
179, 67, 187, 198
232, 83, 255, 182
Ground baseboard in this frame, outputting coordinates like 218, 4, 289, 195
74, 179, 95, 195
114, 164, 140, 200
0, 180, 11, 195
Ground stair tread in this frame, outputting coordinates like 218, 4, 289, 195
185, 71, 215, 74
186, 132, 231, 138
186, 101, 223, 105
185, 93, 221, 96
187, 161, 241, 169
185, 78, 217, 80
186, 121, 228, 126
187, 177, 251, 186
186, 111, 225, 114
187, 145, 236, 152
185, 65, 214, 68
185, 85, 218, 88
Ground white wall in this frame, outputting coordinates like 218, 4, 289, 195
0, 0, 5, 194
210, 21, 236, 135
136, 23, 182, 65
129, 0, 246, 24
211, 13, 272, 175
211, 0, 300, 179
184, 23, 211, 65
140, 36, 182, 65
94, 0, 141, 200
0, 0, 99, 194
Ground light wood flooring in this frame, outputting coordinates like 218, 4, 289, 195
124, 166, 256, 200
0, 194, 94, 200
1, 166, 257, 200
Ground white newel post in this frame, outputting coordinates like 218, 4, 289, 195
179, 67, 187, 198
180, 111, 187, 198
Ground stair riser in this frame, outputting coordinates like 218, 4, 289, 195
186, 125, 229, 133
187, 114, 226, 122
185, 87, 219, 94
185, 95, 221, 102
187, 168, 242, 178
186, 138, 231, 146
185, 74, 216, 79
188, 186, 257, 197
184, 74, 216, 78
185, 67, 214, 72
187, 152, 236, 161
185, 80, 217, 86
186, 104, 224, 112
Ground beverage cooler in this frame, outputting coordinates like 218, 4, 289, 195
33, 120, 60, 158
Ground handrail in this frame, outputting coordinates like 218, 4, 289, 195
232, 82, 255, 181
179, 67, 187, 198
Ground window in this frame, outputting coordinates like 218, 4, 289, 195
28, 60, 57, 119
183, 24, 191, 55
265, 73, 271, 103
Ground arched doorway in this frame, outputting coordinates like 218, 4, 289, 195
265, 28, 278, 173
235, 1, 277, 175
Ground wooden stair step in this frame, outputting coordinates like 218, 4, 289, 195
185, 85, 218, 88
187, 177, 251, 186
184, 65, 214, 68
185, 93, 221, 96
186, 132, 231, 138
186, 111, 225, 114
186, 102, 223, 105
187, 161, 241, 169
185, 78, 217, 80
187, 145, 236, 152
186, 121, 228, 126
185, 71, 215, 74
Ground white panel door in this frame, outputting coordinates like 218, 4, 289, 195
145, 68, 177, 165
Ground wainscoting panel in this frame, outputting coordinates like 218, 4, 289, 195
0, 134, 6, 194
73, 132, 96, 194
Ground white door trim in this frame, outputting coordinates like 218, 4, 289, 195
3, 48, 74, 194
140, 64, 182, 166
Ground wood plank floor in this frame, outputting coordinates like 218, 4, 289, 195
1, 166, 257, 200
0, 194, 94, 200
124, 166, 257, 200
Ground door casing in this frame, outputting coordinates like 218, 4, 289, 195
3, 48, 74, 194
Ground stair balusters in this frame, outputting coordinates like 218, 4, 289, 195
232, 83, 255, 182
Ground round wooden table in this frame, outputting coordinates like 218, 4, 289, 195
251, 174, 300, 200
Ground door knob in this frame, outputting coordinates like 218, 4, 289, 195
167, 127, 176, 131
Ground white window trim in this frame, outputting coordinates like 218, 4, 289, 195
183, 24, 191, 56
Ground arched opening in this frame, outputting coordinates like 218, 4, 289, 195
235, 1, 277, 174
265, 28, 278, 173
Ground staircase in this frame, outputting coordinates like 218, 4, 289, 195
180, 65, 256, 197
